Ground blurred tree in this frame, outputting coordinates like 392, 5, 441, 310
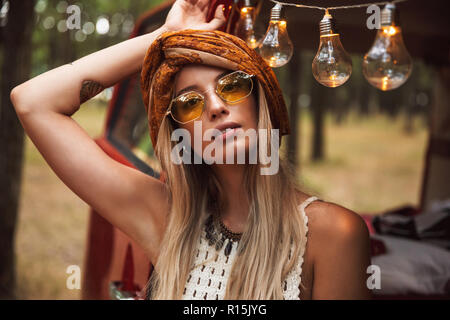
0, 0, 35, 300
356, 60, 373, 118
310, 79, 327, 162
287, 51, 301, 166
49, 0, 75, 68
30, 0, 166, 76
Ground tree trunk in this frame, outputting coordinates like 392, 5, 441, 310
358, 82, 371, 117
287, 52, 301, 167
0, 0, 34, 300
311, 81, 326, 161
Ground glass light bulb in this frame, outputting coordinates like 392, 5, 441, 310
235, 6, 260, 49
257, 4, 293, 68
363, 4, 412, 91
258, 20, 293, 67
312, 12, 352, 88
362, 25, 413, 91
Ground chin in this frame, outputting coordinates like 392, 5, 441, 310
220, 137, 252, 164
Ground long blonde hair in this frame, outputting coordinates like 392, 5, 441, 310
146, 79, 310, 299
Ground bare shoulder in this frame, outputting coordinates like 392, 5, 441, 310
297, 193, 370, 258
296, 193, 372, 299
309, 200, 368, 239
301, 196, 372, 299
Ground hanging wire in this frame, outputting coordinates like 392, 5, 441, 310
268, 0, 408, 11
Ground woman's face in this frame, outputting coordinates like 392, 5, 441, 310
171, 64, 258, 164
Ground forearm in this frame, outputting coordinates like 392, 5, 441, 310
11, 25, 169, 116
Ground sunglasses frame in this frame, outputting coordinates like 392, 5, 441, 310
165, 70, 255, 124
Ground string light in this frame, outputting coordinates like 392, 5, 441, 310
238, 0, 411, 89
312, 9, 352, 88
257, 3, 293, 67
269, 0, 408, 11
235, 0, 260, 49
362, 3, 413, 90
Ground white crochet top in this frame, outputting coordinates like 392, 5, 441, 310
182, 196, 319, 300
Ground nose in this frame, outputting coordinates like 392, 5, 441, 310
204, 88, 230, 121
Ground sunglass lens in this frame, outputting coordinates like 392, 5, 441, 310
217, 71, 253, 103
171, 92, 204, 123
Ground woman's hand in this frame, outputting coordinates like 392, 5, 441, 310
162, 0, 227, 32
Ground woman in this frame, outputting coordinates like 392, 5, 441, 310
11, 0, 371, 300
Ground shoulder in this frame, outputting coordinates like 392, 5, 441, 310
304, 197, 368, 242
298, 194, 370, 260
295, 193, 372, 299
298, 196, 372, 299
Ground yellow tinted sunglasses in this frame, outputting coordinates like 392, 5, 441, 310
165, 70, 255, 124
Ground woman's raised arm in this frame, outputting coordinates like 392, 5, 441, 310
11, 25, 169, 115
9, 0, 226, 263
9, 25, 173, 263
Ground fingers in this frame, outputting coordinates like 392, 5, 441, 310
196, 0, 210, 11
182, 0, 208, 12
206, 4, 226, 30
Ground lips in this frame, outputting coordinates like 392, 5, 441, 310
212, 122, 241, 141
217, 127, 239, 141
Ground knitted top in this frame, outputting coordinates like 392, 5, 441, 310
181, 196, 320, 300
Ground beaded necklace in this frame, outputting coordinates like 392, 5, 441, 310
204, 200, 243, 256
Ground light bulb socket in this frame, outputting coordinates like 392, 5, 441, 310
270, 3, 282, 21
243, 0, 252, 7
381, 3, 400, 26
319, 10, 339, 36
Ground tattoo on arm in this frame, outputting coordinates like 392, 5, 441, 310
80, 80, 105, 104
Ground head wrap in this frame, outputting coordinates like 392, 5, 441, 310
140, 29, 290, 148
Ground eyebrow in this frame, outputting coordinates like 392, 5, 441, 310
175, 70, 232, 97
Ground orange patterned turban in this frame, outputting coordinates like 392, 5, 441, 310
140, 29, 290, 149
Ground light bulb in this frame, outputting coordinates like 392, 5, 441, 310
234, 0, 260, 49
257, 3, 293, 68
312, 10, 352, 87
363, 4, 413, 91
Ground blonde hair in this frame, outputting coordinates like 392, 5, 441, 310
146, 79, 310, 299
